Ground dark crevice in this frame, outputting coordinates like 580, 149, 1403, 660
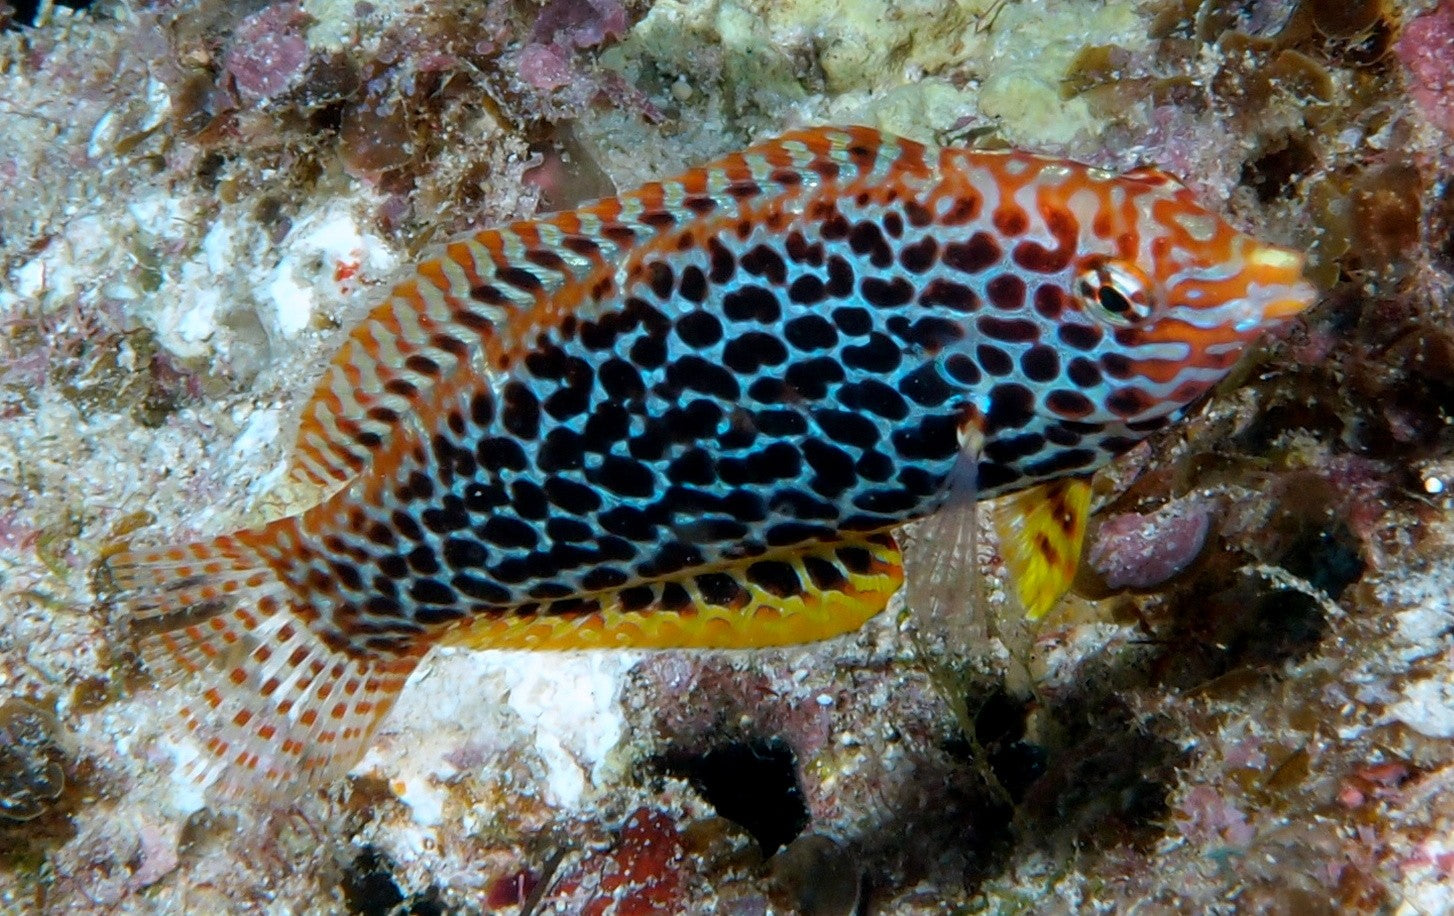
340, 847, 442, 916
970, 688, 1048, 804
5, 0, 95, 30
660, 737, 809, 855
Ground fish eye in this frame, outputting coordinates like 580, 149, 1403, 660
1075, 261, 1156, 327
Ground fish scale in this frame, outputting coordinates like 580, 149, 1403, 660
109, 126, 1315, 797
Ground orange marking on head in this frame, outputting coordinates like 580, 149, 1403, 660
993, 205, 1029, 237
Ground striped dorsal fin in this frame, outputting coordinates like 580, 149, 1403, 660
443, 533, 904, 650
285, 126, 915, 498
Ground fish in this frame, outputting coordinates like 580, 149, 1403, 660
108, 125, 1316, 797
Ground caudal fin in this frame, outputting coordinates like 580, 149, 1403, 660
108, 522, 422, 799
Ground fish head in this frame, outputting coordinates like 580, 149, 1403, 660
1027, 164, 1318, 427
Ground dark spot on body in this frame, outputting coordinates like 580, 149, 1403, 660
785, 357, 846, 399
537, 428, 585, 472
404, 354, 440, 377
993, 207, 1029, 236
409, 579, 457, 607
696, 571, 749, 607
837, 379, 910, 419
1066, 356, 1101, 387
976, 344, 1014, 376
899, 236, 938, 273
835, 544, 874, 574
945, 352, 982, 385
680, 265, 707, 302
1026, 448, 1096, 476
709, 237, 736, 283
1034, 284, 1067, 320
443, 538, 489, 569
600, 505, 658, 542
501, 381, 541, 439
511, 481, 549, 519
629, 333, 668, 369
1101, 353, 1134, 379
942, 194, 981, 225
788, 274, 827, 305
784, 314, 837, 351
741, 245, 788, 284
898, 363, 954, 406
984, 432, 1047, 462
943, 232, 1000, 273
482, 516, 537, 550
815, 409, 880, 448
1058, 323, 1103, 350
832, 306, 872, 336
848, 221, 894, 268
860, 276, 915, 309
746, 560, 802, 598
724, 333, 790, 373
899, 316, 964, 354
646, 261, 674, 298
978, 315, 1039, 344
842, 332, 901, 373
671, 354, 742, 400
896, 199, 929, 229
422, 503, 469, 534
663, 398, 725, 440
1106, 387, 1150, 418
1013, 238, 1072, 274
723, 285, 782, 324
986, 274, 1027, 310
985, 383, 1036, 433
498, 266, 544, 293
599, 358, 646, 400
1021, 345, 1060, 382
919, 278, 978, 313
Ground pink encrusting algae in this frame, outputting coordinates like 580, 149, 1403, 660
107, 126, 1316, 798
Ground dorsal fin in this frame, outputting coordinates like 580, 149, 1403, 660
286, 221, 606, 497
285, 126, 920, 500
442, 533, 904, 651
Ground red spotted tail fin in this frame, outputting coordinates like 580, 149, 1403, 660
108, 520, 423, 800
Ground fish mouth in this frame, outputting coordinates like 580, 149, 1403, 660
1245, 243, 1317, 321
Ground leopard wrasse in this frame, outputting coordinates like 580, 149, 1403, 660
109, 126, 1315, 796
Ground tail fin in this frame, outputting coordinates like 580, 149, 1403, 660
108, 521, 422, 800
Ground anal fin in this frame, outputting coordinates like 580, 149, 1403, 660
444, 534, 904, 651
992, 475, 1093, 620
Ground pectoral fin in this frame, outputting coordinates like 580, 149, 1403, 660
445, 534, 904, 651
992, 475, 1093, 620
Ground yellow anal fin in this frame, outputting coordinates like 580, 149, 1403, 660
445, 534, 904, 651
992, 476, 1093, 620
